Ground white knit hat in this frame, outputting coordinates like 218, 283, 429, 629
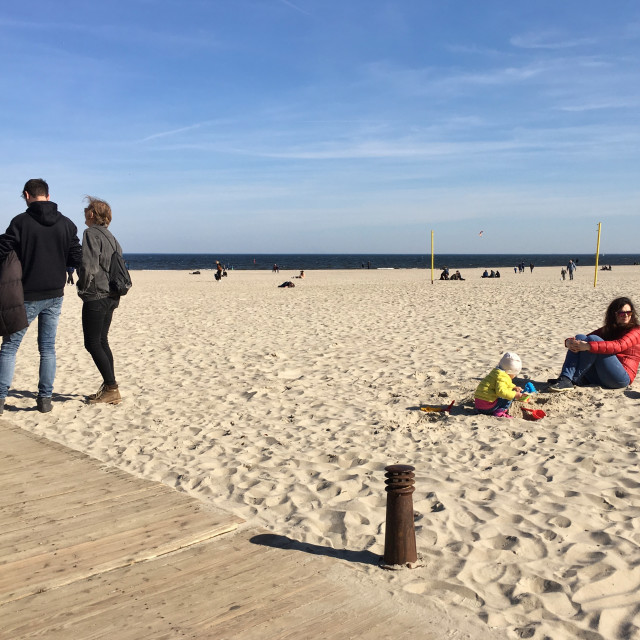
498, 352, 522, 376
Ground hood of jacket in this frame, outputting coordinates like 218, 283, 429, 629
26, 201, 61, 227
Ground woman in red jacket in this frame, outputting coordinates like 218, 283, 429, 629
549, 297, 640, 391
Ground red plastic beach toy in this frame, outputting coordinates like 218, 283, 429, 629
521, 407, 546, 420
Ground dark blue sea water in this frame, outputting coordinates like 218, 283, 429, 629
123, 253, 640, 271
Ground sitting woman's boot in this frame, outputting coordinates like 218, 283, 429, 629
87, 383, 121, 405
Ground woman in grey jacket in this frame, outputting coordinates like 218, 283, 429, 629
76, 196, 122, 404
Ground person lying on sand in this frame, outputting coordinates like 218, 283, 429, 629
549, 296, 640, 391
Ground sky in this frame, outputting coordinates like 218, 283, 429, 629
1, 0, 639, 254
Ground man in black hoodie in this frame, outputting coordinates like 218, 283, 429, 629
0, 179, 82, 413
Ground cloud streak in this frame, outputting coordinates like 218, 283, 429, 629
278, 0, 312, 16
510, 31, 597, 49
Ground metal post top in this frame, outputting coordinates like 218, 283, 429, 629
385, 464, 415, 473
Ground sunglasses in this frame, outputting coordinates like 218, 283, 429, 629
617, 310, 633, 317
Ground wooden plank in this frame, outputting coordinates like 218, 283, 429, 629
0, 532, 436, 640
0, 423, 242, 607
0, 515, 240, 605
0, 489, 216, 554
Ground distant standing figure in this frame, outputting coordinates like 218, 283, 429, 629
273, 264, 279, 273
561, 268, 566, 281
76, 196, 124, 405
66, 266, 75, 285
567, 259, 576, 281
513, 266, 517, 274
215, 261, 223, 281
529, 263, 534, 273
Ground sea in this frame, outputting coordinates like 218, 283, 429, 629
123, 253, 640, 271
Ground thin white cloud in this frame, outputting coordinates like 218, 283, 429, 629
278, 0, 312, 17
556, 101, 635, 112
511, 31, 597, 50
138, 124, 208, 143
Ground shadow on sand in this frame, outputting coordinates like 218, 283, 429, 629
250, 533, 380, 566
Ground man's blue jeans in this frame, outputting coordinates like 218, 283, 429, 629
561, 334, 630, 389
0, 297, 63, 399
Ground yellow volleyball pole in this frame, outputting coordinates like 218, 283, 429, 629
430, 230, 434, 284
594, 222, 601, 288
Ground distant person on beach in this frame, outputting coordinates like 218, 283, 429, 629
66, 266, 75, 285
215, 261, 223, 281
474, 352, 525, 418
450, 270, 464, 280
273, 264, 279, 273
529, 263, 534, 273
296, 270, 305, 279
548, 297, 640, 392
514, 266, 517, 274
0, 178, 82, 414
561, 268, 566, 281
482, 269, 489, 278
440, 269, 449, 280
567, 259, 576, 280
279, 281, 295, 288
76, 196, 125, 405
495, 270, 501, 278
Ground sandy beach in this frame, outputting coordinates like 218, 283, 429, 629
5, 265, 640, 639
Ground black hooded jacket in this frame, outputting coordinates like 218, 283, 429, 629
0, 201, 83, 301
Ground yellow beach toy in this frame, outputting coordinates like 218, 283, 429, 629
420, 400, 455, 413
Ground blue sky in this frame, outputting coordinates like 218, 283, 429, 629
1, 1, 639, 253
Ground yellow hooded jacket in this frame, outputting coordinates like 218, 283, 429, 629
474, 367, 517, 403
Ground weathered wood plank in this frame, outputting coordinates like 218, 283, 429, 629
0, 422, 242, 608
1, 532, 435, 640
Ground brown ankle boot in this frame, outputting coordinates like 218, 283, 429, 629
87, 383, 121, 405
87, 383, 106, 401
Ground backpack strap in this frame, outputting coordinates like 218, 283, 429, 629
94, 226, 118, 254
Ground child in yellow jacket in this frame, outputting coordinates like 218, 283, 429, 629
474, 352, 525, 418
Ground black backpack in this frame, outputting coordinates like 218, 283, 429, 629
96, 228, 132, 296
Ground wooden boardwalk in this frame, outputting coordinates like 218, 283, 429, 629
0, 422, 485, 639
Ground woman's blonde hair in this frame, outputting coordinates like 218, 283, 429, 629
84, 196, 112, 226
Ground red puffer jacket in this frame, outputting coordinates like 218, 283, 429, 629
589, 326, 640, 383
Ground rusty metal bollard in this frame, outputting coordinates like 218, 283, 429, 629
382, 464, 418, 568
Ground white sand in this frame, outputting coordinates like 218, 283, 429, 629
6, 265, 640, 639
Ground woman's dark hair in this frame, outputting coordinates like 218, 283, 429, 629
602, 297, 638, 339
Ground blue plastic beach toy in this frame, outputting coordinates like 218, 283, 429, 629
523, 382, 537, 394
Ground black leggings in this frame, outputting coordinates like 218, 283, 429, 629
82, 297, 119, 385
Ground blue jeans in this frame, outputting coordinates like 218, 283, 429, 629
0, 297, 63, 399
560, 334, 630, 389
